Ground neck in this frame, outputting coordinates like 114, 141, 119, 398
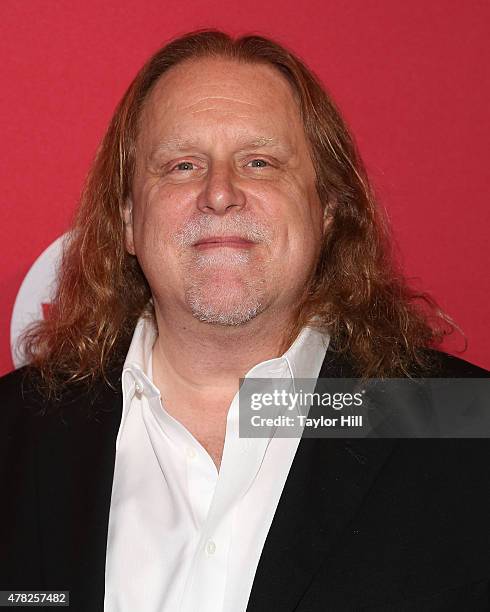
151, 301, 298, 393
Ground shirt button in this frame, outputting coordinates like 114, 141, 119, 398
205, 540, 216, 556
186, 447, 197, 460
134, 381, 144, 395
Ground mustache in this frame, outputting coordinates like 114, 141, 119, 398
175, 215, 273, 247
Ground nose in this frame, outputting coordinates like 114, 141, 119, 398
196, 161, 246, 215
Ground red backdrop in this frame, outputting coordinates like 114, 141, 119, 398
1, 0, 489, 376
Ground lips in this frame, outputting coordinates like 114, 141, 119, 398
193, 235, 255, 249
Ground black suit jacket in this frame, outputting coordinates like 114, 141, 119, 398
1, 349, 489, 611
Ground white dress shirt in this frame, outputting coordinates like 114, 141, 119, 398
104, 316, 329, 612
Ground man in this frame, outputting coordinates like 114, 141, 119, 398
1, 30, 489, 611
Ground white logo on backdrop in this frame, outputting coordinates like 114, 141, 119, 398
10, 234, 67, 368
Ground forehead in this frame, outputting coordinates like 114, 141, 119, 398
138, 57, 306, 148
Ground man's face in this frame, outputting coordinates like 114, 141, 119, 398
125, 57, 324, 326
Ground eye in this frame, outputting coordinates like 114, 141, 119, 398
248, 159, 269, 168
172, 161, 195, 171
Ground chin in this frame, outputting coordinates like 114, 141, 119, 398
186, 289, 266, 326
183, 263, 271, 326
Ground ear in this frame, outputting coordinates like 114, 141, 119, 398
123, 198, 136, 255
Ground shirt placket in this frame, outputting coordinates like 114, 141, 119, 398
178, 372, 287, 612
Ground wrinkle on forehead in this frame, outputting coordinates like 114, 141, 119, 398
151, 60, 294, 108
182, 95, 259, 111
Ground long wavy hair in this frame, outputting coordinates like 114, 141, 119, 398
22, 29, 456, 398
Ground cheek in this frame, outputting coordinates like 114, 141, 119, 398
257, 184, 320, 246
259, 188, 322, 282
130, 201, 188, 294
134, 184, 194, 254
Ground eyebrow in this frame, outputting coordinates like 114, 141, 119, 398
149, 135, 289, 160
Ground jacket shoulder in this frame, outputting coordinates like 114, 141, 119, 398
0, 366, 45, 419
320, 346, 489, 379
0, 365, 32, 395
424, 349, 489, 377
0, 364, 123, 437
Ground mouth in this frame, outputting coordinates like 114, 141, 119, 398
193, 235, 256, 250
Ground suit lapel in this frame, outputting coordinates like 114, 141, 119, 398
35, 371, 123, 610
246, 350, 399, 612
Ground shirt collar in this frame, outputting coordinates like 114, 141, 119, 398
121, 315, 159, 400
121, 314, 329, 409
